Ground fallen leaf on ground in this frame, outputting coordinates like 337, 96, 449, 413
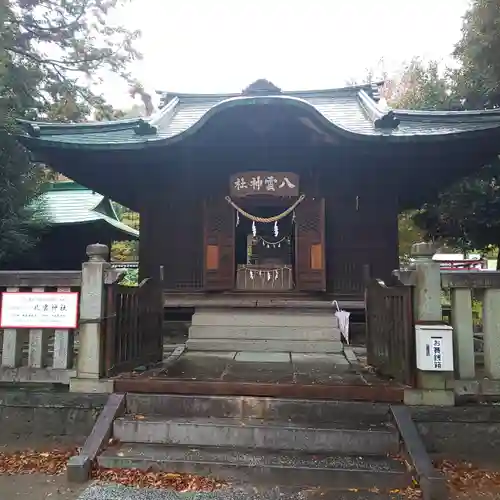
0, 448, 75, 475
0, 449, 226, 492
401, 486, 423, 499
92, 467, 226, 491
436, 459, 500, 493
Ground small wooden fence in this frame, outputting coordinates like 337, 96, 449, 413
365, 277, 415, 386
103, 277, 162, 376
0, 264, 163, 386
0, 271, 81, 384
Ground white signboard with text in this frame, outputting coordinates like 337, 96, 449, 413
0, 292, 79, 329
415, 324, 454, 372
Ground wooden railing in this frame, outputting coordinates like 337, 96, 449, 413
0, 271, 81, 384
365, 277, 415, 385
103, 277, 162, 376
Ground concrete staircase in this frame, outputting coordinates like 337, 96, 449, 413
98, 394, 412, 494
186, 308, 343, 353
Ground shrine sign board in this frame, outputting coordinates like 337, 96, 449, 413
230, 171, 299, 197
0, 292, 79, 329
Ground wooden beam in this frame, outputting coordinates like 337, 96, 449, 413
0, 271, 81, 288
114, 379, 404, 403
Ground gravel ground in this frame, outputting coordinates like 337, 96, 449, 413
77, 484, 405, 500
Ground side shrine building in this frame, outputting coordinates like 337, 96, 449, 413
18, 80, 500, 302
6, 181, 138, 271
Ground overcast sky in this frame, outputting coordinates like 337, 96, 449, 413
103, 0, 471, 109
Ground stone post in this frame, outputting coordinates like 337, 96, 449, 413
450, 287, 475, 379
404, 242, 455, 406
483, 288, 500, 379
412, 242, 442, 322
70, 244, 114, 393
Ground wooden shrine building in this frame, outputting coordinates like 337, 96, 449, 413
17, 80, 500, 302
4, 181, 139, 271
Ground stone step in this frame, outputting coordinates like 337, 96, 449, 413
82, 483, 406, 499
188, 326, 341, 341
192, 309, 339, 328
185, 338, 343, 353
98, 443, 410, 490
113, 417, 399, 455
125, 394, 392, 425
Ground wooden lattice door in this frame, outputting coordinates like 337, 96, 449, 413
295, 198, 326, 292
203, 199, 235, 291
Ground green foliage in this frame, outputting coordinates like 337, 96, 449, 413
120, 210, 139, 230
119, 268, 138, 287
452, 0, 500, 108
0, 0, 142, 263
413, 162, 500, 255
0, 118, 46, 262
384, 59, 455, 111
0, 46, 46, 262
112, 240, 138, 261
110, 203, 139, 261
2, 0, 142, 121
398, 210, 425, 263
387, 3, 500, 267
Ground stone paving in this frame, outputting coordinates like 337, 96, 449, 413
152, 348, 394, 387
0, 473, 85, 499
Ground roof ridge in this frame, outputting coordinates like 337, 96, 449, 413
46, 181, 89, 191
156, 82, 384, 100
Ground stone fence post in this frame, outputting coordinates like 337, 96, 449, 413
412, 242, 442, 323
405, 242, 455, 406
70, 244, 114, 393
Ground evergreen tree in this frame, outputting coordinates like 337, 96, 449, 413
386, 0, 500, 267
0, 0, 142, 262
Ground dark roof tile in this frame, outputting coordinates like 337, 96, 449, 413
18, 82, 500, 148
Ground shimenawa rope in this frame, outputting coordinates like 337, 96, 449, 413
225, 194, 306, 223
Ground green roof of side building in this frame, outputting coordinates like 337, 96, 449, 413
17, 80, 500, 151
36, 181, 139, 238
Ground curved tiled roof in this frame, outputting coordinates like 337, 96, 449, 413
35, 182, 139, 238
17, 82, 500, 150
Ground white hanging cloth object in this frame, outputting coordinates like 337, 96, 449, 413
252, 221, 257, 236
273, 221, 279, 237
332, 300, 350, 345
